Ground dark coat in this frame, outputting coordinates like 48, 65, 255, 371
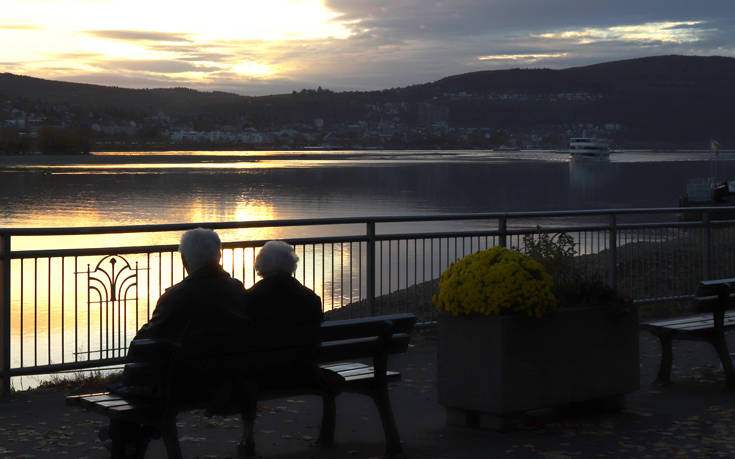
244, 274, 323, 386
113, 263, 248, 401
245, 273, 323, 349
134, 262, 248, 345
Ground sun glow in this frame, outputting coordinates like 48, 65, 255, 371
232, 60, 276, 76
0, 0, 350, 84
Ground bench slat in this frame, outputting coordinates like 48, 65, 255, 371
318, 333, 410, 362
98, 400, 131, 408
344, 370, 400, 383
338, 367, 376, 378
643, 318, 735, 331
642, 311, 735, 328
65, 392, 109, 405
320, 362, 369, 372
320, 313, 416, 341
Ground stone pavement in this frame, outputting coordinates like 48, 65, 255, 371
2, 329, 735, 458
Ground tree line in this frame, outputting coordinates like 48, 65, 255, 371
0, 126, 91, 154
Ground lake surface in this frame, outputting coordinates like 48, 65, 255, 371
2, 149, 734, 233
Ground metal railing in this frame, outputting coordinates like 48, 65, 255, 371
2, 206, 735, 394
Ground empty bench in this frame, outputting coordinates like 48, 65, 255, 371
66, 312, 416, 458
641, 278, 735, 389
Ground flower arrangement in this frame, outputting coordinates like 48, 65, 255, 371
433, 246, 557, 318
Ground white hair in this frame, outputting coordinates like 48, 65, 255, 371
179, 228, 221, 272
255, 241, 299, 277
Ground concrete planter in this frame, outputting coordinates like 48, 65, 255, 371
438, 305, 639, 428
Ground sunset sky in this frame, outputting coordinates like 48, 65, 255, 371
1, 0, 733, 95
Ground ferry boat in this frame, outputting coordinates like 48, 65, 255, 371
568, 137, 610, 160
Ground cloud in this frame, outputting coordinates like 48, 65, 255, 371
0, 24, 43, 30
52, 52, 104, 59
94, 59, 221, 74
6, 0, 735, 96
84, 30, 192, 42
325, 0, 735, 36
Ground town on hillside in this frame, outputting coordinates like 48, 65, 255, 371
1, 55, 733, 153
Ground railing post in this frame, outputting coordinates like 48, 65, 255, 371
499, 215, 507, 248
0, 233, 11, 397
366, 221, 376, 316
704, 212, 712, 280
608, 214, 617, 291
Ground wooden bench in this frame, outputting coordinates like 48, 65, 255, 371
66, 312, 416, 458
640, 278, 735, 389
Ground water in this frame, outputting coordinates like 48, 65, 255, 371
3, 149, 734, 388
2, 149, 732, 232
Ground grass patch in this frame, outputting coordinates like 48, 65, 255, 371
9, 369, 122, 396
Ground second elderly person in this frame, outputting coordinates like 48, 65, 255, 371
237, 240, 326, 457
246, 240, 323, 349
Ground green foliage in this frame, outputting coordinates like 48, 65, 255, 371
522, 227, 626, 308
36, 126, 91, 154
433, 246, 556, 318
0, 127, 31, 153
522, 228, 577, 285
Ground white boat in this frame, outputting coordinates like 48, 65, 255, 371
568, 137, 610, 160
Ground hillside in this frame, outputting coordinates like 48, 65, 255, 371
1, 55, 734, 149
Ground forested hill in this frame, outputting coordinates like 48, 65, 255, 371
1, 55, 734, 147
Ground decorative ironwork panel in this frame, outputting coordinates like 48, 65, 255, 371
85, 255, 139, 360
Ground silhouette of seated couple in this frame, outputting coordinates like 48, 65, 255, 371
105, 228, 338, 457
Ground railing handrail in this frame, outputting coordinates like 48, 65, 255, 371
2, 206, 735, 237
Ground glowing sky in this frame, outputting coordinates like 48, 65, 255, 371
1, 0, 733, 95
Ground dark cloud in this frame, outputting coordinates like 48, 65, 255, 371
326, 0, 735, 36
176, 52, 233, 63
94, 59, 220, 74
84, 30, 192, 42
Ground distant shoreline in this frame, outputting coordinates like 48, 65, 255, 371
0, 150, 482, 167
0, 149, 729, 169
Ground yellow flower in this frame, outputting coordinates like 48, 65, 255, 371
433, 246, 556, 318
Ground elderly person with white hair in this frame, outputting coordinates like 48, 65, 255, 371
247, 240, 323, 346
237, 240, 326, 457
103, 228, 247, 454
134, 227, 247, 342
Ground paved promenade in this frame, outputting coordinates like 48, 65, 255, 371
1, 329, 735, 458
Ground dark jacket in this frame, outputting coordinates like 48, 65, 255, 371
245, 273, 323, 350
244, 274, 323, 385
112, 263, 247, 401
134, 263, 248, 344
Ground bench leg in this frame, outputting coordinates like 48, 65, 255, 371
711, 334, 735, 390
160, 418, 183, 459
316, 393, 336, 447
239, 396, 257, 457
370, 385, 404, 458
133, 425, 158, 459
655, 334, 673, 384
109, 420, 141, 459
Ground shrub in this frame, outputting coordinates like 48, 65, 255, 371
522, 228, 626, 308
